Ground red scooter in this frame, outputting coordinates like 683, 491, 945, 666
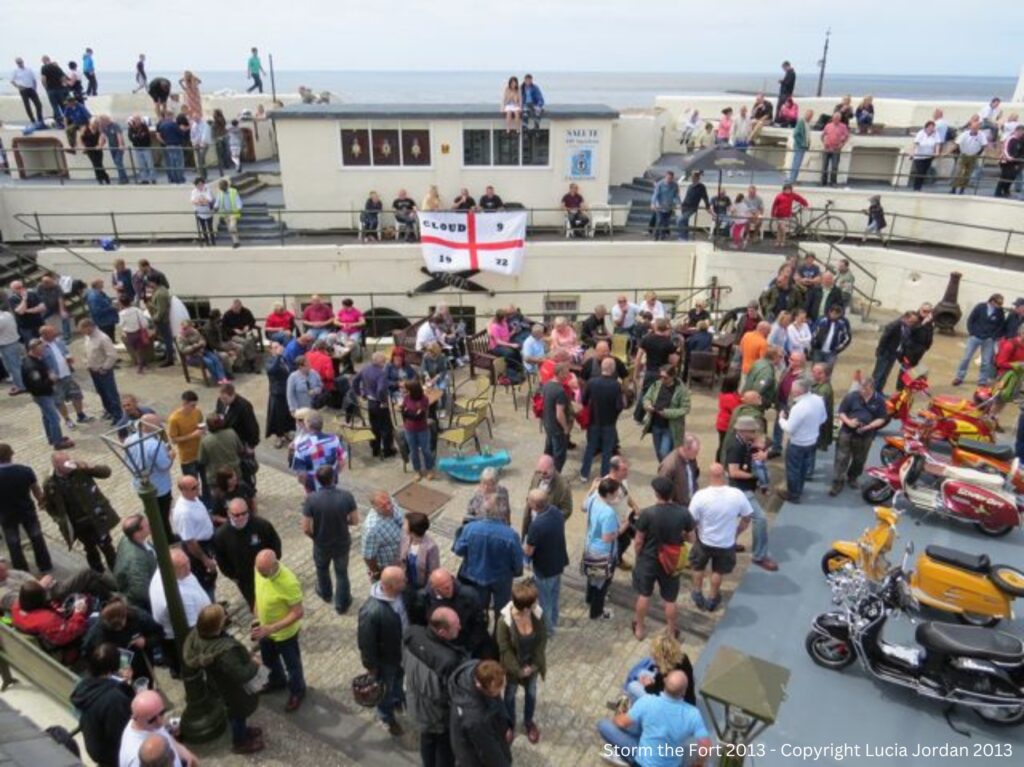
863, 441, 1023, 537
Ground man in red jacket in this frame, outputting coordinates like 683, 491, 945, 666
771, 184, 809, 247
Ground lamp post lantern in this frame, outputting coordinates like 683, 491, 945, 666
100, 423, 225, 742
698, 645, 790, 767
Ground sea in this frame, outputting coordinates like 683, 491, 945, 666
16, 70, 1017, 109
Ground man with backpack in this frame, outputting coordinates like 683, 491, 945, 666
630, 476, 695, 641
403, 606, 467, 767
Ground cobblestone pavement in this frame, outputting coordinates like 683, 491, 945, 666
0, 315, 982, 766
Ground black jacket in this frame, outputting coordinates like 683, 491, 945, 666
804, 285, 845, 322
212, 516, 281, 602
82, 606, 164, 659
70, 676, 133, 767
411, 582, 491, 658
403, 625, 468, 733
357, 588, 405, 670
215, 395, 261, 448
21, 355, 54, 397
905, 320, 935, 365
876, 319, 910, 358
448, 661, 513, 767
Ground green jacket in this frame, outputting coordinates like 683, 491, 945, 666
198, 428, 244, 476
759, 283, 805, 319
641, 379, 691, 449
42, 466, 120, 548
812, 380, 835, 450
149, 286, 170, 323
496, 603, 547, 683
720, 403, 769, 461
182, 630, 259, 718
113, 536, 157, 609
743, 359, 778, 409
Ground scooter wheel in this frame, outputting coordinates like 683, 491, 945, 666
805, 631, 855, 670
990, 565, 1024, 597
879, 444, 903, 466
975, 704, 1024, 726
976, 520, 1014, 537
861, 478, 894, 505
820, 549, 853, 576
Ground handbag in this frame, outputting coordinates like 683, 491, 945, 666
240, 453, 260, 477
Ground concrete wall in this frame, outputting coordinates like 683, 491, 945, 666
274, 116, 617, 230
36, 240, 697, 322
610, 111, 672, 185
1, 186, 197, 242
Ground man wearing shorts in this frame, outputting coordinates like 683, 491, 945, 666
688, 463, 752, 612
631, 476, 694, 640
40, 326, 93, 431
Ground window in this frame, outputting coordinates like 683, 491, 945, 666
463, 129, 491, 166
462, 127, 550, 167
522, 130, 550, 166
340, 126, 431, 167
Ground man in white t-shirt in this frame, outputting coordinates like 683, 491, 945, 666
952, 120, 989, 194
688, 463, 752, 611
171, 475, 217, 599
414, 315, 446, 352
118, 690, 197, 767
910, 121, 941, 191
149, 549, 211, 675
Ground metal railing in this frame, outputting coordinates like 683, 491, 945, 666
810, 242, 881, 321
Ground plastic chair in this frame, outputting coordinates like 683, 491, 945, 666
437, 412, 484, 455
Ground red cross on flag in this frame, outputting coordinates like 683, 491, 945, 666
418, 211, 527, 276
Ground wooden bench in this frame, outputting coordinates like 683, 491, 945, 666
0, 622, 80, 707
466, 330, 498, 382
391, 317, 428, 366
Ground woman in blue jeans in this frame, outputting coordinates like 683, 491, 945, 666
497, 581, 547, 744
401, 380, 435, 479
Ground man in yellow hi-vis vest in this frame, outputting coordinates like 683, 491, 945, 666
214, 178, 243, 248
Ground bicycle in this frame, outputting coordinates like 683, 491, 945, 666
789, 199, 848, 244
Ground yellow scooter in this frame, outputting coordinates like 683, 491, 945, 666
822, 505, 1024, 626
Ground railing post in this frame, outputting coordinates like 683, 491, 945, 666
279, 212, 285, 247
1005, 230, 1013, 256
33, 213, 43, 243
883, 213, 895, 248
110, 212, 119, 242
368, 293, 376, 338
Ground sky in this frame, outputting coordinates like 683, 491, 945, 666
2, 0, 1022, 77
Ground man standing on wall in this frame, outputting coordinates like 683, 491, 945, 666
247, 48, 267, 94
776, 61, 796, 120
82, 48, 98, 96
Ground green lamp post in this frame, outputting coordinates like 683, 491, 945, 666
698, 645, 790, 767
101, 423, 225, 743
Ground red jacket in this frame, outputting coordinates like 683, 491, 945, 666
11, 601, 88, 648
771, 191, 809, 219
306, 349, 336, 391
995, 337, 1024, 373
716, 391, 742, 432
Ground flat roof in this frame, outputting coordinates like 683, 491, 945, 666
270, 103, 619, 121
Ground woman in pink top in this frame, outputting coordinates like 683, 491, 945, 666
179, 70, 203, 121
335, 297, 365, 342
550, 316, 583, 362
716, 108, 733, 145
488, 309, 522, 382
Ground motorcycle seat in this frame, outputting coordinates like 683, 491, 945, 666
957, 439, 1014, 463
925, 545, 990, 574
916, 622, 1024, 664
941, 465, 1005, 488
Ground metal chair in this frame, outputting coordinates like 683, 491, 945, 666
453, 374, 495, 432
437, 412, 484, 455
331, 415, 375, 470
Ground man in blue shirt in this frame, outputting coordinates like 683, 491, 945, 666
82, 48, 97, 96
453, 496, 523, 618
523, 488, 569, 636
521, 74, 545, 131
953, 293, 1005, 387
829, 377, 889, 497
598, 670, 711, 767
125, 414, 175, 538
521, 324, 547, 375
156, 111, 187, 183
354, 352, 396, 458
649, 172, 680, 241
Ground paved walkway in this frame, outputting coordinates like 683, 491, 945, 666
0, 298, 1000, 766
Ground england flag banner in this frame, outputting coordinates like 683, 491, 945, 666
418, 210, 527, 276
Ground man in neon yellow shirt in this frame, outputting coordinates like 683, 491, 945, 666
253, 549, 306, 711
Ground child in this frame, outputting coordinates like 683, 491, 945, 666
711, 191, 732, 238
729, 193, 750, 249
227, 119, 243, 171
863, 195, 886, 240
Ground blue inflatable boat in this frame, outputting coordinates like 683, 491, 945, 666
437, 450, 512, 482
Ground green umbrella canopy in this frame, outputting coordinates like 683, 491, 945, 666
699, 645, 791, 725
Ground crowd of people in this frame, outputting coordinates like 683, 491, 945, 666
8, 51, 270, 185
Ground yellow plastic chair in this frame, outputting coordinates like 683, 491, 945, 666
437, 412, 483, 455
331, 416, 376, 471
